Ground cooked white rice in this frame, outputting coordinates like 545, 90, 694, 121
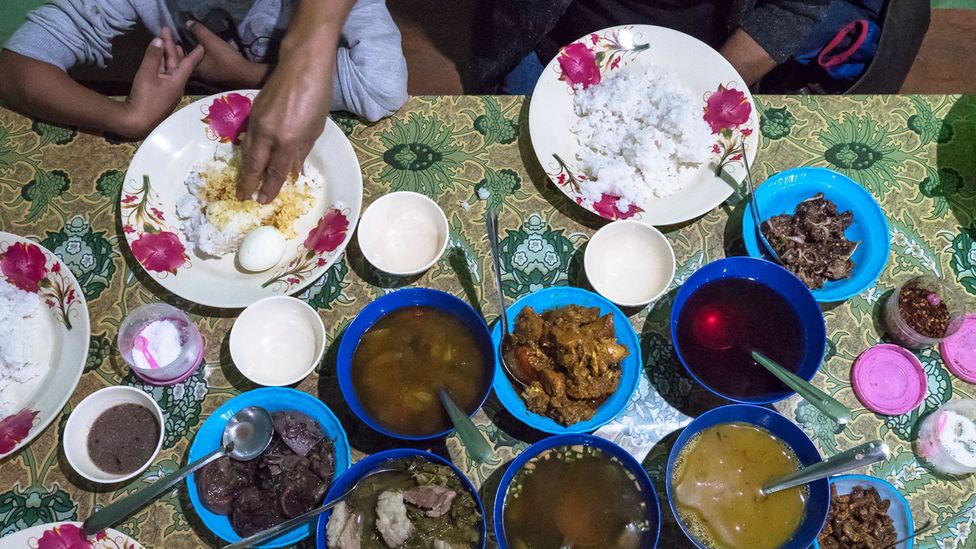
176, 143, 322, 257
0, 277, 43, 418
573, 69, 713, 209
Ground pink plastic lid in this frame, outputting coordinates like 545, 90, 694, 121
852, 344, 927, 416
940, 314, 976, 384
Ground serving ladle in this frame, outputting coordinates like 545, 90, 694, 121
760, 440, 890, 496
223, 464, 402, 548
486, 211, 535, 388
82, 406, 275, 536
694, 305, 852, 425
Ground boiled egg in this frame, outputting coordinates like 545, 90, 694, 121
237, 227, 287, 272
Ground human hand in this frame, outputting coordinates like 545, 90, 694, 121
186, 21, 268, 88
237, 55, 333, 203
121, 27, 203, 138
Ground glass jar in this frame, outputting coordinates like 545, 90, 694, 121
883, 275, 965, 349
117, 303, 205, 385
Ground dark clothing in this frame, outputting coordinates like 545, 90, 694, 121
466, 0, 829, 93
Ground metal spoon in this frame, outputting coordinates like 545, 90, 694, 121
223, 465, 401, 548
439, 388, 492, 463
760, 440, 890, 496
740, 144, 783, 264
486, 211, 534, 388
82, 406, 275, 536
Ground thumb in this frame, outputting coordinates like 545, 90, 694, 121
187, 20, 223, 49
139, 37, 165, 74
173, 44, 205, 81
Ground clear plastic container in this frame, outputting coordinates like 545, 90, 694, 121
118, 303, 205, 385
884, 275, 966, 349
915, 399, 976, 476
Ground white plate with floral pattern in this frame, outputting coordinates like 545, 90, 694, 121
0, 233, 89, 459
0, 522, 144, 548
529, 25, 759, 225
121, 90, 363, 308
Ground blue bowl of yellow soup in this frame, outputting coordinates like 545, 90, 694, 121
666, 404, 829, 549
742, 167, 890, 303
494, 434, 661, 549
314, 448, 486, 548
337, 287, 495, 440
490, 286, 643, 434
186, 387, 350, 548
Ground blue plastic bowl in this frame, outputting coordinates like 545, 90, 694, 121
670, 256, 826, 404
186, 387, 351, 548
337, 287, 495, 440
493, 434, 660, 549
490, 286, 643, 434
812, 474, 915, 549
742, 167, 891, 302
314, 449, 487, 548
665, 404, 829, 549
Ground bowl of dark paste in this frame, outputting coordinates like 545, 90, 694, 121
63, 386, 165, 483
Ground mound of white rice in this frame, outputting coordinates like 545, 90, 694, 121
0, 277, 43, 418
573, 69, 713, 209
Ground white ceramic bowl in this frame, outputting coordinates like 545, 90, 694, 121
356, 191, 449, 276
584, 220, 676, 307
63, 386, 165, 484
230, 296, 326, 386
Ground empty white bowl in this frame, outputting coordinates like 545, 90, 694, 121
230, 296, 326, 386
357, 191, 449, 276
584, 220, 676, 307
63, 386, 165, 484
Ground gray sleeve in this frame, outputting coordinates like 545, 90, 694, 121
739, 0, 830, 64
331, 0, 408, 122
3, 0, 141, 70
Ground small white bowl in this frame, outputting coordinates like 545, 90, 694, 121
230, 296, 326, 386
356, 191, 449, 276
584, 220, 676, 307
63, 386, 165, 484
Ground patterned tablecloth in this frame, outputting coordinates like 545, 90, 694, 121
1, 95, 975, 548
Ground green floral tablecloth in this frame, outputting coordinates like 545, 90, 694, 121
1, 95, 975, 548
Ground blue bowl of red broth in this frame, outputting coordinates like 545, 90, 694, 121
337, 287, 495, 440
670, 256, 827, 404
666, 404, 830, 549
494, 434, 661, 549
314, 448, 486, 548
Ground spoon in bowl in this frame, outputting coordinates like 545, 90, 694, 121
760, 440, 890, 496
439, 388, 493, 463
82, 406, 275, 536
486, 211, 536, 388
740, 144, 783, 264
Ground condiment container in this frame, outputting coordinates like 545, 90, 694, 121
584, 220, 675, 308
915, 399, 976, 476
118, 303, 205, 385
356, 191, 449, 276
883, 275, 965, 349
63, 386, 165, 483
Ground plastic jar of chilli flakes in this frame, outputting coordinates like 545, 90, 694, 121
883, 275, 966, 349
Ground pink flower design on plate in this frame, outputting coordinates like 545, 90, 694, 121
590, 194, 641, 220
589, 33, 599, 45
203, 93, 252, 144
558, 43, 601, 89
304, 209, 349, 254
150, 207, 165, 220
123, 226, 135, 234
703, 84, 752, 133
2, 242, 48, 292
130, 231, 186, 275
0, 409, 37, 454
37, 523, 93, 549
741, 127, 753, 136
121, 194, 137, 204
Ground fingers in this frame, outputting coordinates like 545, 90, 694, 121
177, 45, 185, 61
238, 132, 272, 201
140, 38, 165, 77
172, 44, 205, 81
160, 27, 179, 74
186, 19, 223, 51
257, 150, 295, 204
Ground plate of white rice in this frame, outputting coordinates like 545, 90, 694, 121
121, 90, 363, 308
0, 233, 89, 458
528, 25, 759, 225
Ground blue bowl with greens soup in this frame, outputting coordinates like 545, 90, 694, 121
666, 404, 829, 549
495, 434, 661, 549
337, 288, 495, 440
315, 448, 486, 548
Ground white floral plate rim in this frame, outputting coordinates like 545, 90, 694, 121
528, 24, 759, 225
120, 90, 363, 308
0, 521, 144, 548
0, 233, 90, 459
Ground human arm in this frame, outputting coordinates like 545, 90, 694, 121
721, 0, 830, 84
186, 21, 270, 89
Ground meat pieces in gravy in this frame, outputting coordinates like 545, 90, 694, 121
510, 305, 628, 425
818, 485, 897, 549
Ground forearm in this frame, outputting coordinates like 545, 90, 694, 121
221, 61, 272, 89
276, 0, 355, 84
719, 29, 778, 85
0, 50, 134, 135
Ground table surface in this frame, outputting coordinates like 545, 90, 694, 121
1, 94, 975, 549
